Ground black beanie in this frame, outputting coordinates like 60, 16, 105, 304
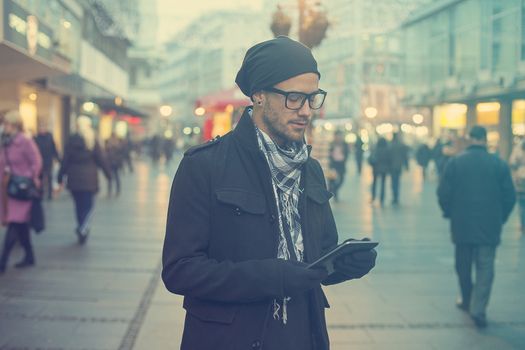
235, 36, 320, 98
469, 125, 487, 141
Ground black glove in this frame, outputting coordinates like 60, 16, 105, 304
334, 249, 376, 279
323, 238, 377, 285
280, 260, 328, 296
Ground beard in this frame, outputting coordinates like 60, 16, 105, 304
261, 103, 306, 146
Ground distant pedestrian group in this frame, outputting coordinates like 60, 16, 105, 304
368, 132, 409, 206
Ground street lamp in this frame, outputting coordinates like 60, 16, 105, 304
412, 113, 424, 125
194, 107, 206, 116
364, 107, 378, 119
159, 105, 173, 117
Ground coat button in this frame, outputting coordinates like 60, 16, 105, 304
251, 340, 261, 349
269, 214, 276, 223
234, 207, 242, 216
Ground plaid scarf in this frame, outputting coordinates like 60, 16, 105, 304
255, 125, 309, 324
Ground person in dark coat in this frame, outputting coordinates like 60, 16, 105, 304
369, 137, 390, 206
437, 125, 515, 328
0, 111, 42, 273
389, 132, 409, 205
162, 36, 377, 350
328, 131, 349, 201
34, 123, 60, 200
105, 133, 123, 196
354, 135, 364, 175
57, 116, 111, 244
415, 143, 432, 180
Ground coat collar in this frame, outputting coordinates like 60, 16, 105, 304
232, 107, 260, 153
232, 107, 312, 155
467, 144, 487, 152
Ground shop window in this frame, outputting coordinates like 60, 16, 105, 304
513, 100, 525, 135
477, 102, 500, 125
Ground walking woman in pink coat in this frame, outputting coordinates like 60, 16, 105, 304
0, 110, 42, 273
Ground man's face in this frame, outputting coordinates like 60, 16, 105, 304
259, 72, 319, 146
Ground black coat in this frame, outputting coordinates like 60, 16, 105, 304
389, 140, 409, 173
162, 108, 341, 350
371, 146, 391, 175
34, 132, 59, 170
57, 134, 111, 192
437, 145, 516, 246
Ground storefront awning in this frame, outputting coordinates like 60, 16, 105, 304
0, 41, 71, 81
93, 98, 149, 118
195, 86, 251, 112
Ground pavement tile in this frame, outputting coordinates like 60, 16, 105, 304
1, 157, 524, 350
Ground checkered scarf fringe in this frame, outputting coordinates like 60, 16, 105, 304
255, 126, 309, 324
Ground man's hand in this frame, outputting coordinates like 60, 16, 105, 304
324, 238, 377, 284
333, 248, 377, 280
280, 260, 328, 296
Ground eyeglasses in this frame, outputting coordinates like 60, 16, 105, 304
264, 87, 327, 110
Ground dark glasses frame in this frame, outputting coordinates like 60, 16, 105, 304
264, 87, 327, 110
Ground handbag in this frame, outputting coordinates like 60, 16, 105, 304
7, 174, 39, 200
3, 148, 39, 201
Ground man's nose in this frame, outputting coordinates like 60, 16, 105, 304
298, 99, 312, 118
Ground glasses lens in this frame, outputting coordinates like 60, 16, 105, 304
286, 93, 307, 110
309, 92, 326, 109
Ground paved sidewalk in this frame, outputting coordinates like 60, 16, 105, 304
0, 159, 175, 350
134, 160, 525, 350
0, 156, 524, 350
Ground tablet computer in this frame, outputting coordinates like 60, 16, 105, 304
307, 240, 378, 274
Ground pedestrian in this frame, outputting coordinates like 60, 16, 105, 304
34, 122, 60, 200
415, 142, 432, 180
509, 139, 525, 235
57, 116, 111, 244
354, 135, 364, 175
389, 132, 409, 205
328, 130, 349, 201
437, 125, 516, 328
369, 137, 390, 206
122, 138, 134, 173
162, 36, 377, 350
162, 137, 175, 165
105, 133, 123, 196
149, 135, 162, 165
0, 110, 42, 273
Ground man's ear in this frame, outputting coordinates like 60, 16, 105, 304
252, 91, 265, 106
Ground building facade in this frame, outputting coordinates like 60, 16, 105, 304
315, 0, 432, 125
0, 0, 139, 149
402, 0, 525, 158
0, 0, 80, 150
158, 10, 271, 137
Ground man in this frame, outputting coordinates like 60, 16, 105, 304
415, 142, 432, 180
389, 132, 409, 205
34, 123, 60, 200
354, 135, 364, 175
437, 126, 515, 328
162, 36, 377, 350
328, 130, 349, 201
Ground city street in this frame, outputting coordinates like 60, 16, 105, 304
1, 155, 524, 350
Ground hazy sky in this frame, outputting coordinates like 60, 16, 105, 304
156, 0, 264, 43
